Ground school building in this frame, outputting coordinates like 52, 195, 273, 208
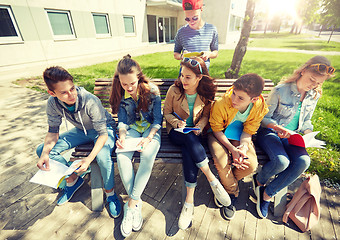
0, 0, 247, 82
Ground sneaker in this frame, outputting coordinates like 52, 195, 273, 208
222, 204, 236, 220
214, 196, 223, 208
107, 193, 122, 218
252, 173, 258, 196
178, 203, 194, 230
256, 186, 270, 219
57, 177, 84, 205
210, 181, 231, 206
132, 201, 143, 231
221, 194, 237, 220
121, 203, 133, 237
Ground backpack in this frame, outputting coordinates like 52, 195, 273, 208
282, 175, 321, 232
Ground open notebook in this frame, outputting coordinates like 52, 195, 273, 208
115, 137, 143, 153
288, 131, 326, 148
30, 159, 81, 189
174, 127, 200, 134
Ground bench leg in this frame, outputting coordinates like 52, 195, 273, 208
90, 161, 104, 212
273, 186, 287, 217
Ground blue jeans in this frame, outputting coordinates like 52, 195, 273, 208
168, 129, 209, 188
256, 127, 310, 198
116, 128, 161, 201
36, 126, 116, 190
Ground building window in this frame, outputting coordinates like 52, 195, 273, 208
123, 16, 135, 35
92, 13, 111, 37
0, 5, 23, 44
170, 17, 177, 41
229, 15, 243, 31
46, 9, 76, 40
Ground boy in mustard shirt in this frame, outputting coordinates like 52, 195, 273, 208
208, 73, 268, 220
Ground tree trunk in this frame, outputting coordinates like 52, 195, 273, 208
290, 23, 296, 33
328, 26, 334, 43
318, 25, 322, 37
225, 0, 255, 79
295, 24, 299, 34
277, 19, 281, 33
298, 24, 303, 34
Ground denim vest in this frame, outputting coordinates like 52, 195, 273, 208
117, 83, 163, 131
262, 82, 319, 133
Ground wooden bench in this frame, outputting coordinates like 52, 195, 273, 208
71, 78, 287, 217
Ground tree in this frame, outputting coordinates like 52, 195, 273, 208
319, 0, 340, 42
292, 0, 320, 34
225, 0, 255, 79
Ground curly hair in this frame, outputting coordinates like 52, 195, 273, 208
280, 55, 333, 97
109, 55, 152, 114
175, 57, 216, 102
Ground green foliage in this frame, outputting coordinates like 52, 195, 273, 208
307, 148, 340, 183
295, 0, 321, 25
245, 15, 250, 22
320, 0, 340, 27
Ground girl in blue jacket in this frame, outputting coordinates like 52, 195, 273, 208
109, 55, 162, 237
254, 56, 335, 219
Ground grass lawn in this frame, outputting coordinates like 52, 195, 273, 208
249, 32, 340, 52
18, 47, 340, 183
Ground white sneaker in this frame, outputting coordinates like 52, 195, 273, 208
121, 203, 133, 237
214, 196, 223, 208
210, 181, 231, 206
178, 203, 194, 230
132, 201, 143, 231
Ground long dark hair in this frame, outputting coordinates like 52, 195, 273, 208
109, 55, 151, 114
175, 57, 216, 102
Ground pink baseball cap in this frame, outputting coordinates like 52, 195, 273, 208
182, 0, 203, 10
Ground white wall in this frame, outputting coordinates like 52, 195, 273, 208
0, 0, 147, 82
202, 0, 247, 45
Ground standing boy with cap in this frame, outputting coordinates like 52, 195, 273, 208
174, 0, 218, 70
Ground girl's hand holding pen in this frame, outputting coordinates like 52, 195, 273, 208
177, 120, 186, 128
173, 112, 186, 128
116, 134, 125, 149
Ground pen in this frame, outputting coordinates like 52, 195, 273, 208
173, 112, 184, 121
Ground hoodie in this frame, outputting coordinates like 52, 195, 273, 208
46, 86, 115, 136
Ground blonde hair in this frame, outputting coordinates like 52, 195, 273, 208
280, 55, 333, 98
